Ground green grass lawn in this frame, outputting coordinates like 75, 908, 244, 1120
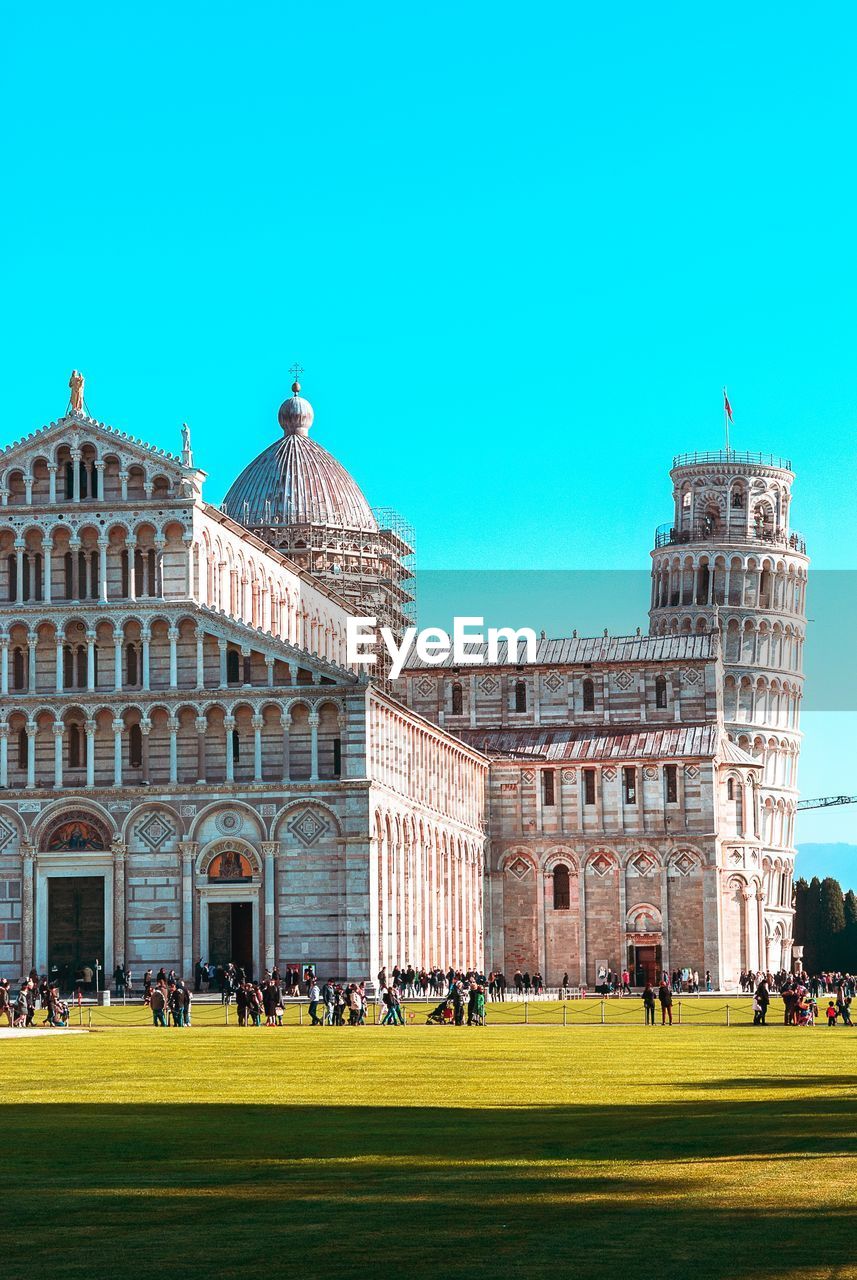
2, 1018, 854, 1280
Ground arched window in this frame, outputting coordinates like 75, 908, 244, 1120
129, 723, 143, 768
7, 554, 16, 602
727, 777, 735, 800
12, 648, 26, 690
553, 864, 570, 911
582, 678, 594, 711
232, 729, 240, 762
542, 769, 555, 806
17, 726, 28, 769
126, 643, 138, 686
451, 682, 463, 716
655, 675, 667, 709
68, 723, 82, 768
227, 650, 240, 684
514, 680, 526, 713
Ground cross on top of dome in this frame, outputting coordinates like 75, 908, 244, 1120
279, 363, 313, 435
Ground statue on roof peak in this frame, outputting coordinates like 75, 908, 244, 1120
69, 370, 84, 413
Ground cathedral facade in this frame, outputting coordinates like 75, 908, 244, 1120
0, 378, 806, 989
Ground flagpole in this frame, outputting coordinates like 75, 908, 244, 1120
723, 385, 731, 455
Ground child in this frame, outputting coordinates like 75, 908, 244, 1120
826, 1000, 838, 1027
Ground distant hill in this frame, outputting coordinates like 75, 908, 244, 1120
795, 844, 857, 891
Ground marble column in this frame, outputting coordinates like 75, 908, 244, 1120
98, 539, 109, 602
113, 721, 124, 786
85, 722, 95, 787
178, 842, 197, 980
26, 724, 36, 788
168, 717, 178, 784
112, 840, 126, 972
224, 716, 235, 782
0, 725, 8, 787
261, 841, 279, 973
86, 632, 96, 691
44, 540, 52, 603
252, 715, 263, 782
53, 723, 64, 788
140, 721, 151, 785
309, 712, 319, 782
168, 627, 178, 688
21, 845, 35, 972
195, 717, 207, 783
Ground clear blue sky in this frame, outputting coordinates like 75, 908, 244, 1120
3, 4, 855, 843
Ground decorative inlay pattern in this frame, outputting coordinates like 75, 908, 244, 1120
543, 672, 563, 693
0, 818, 15, 852
287, 808, 328, 847
631, 851, 657, 876
479, 675, 499, 694
508, 857, 531, 880
136, 813, 174, 850
215, 811, 242, 835
614, 671, 633, 690
589, 853, 613, 877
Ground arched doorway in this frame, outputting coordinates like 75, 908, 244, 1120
39, 810, 112, 991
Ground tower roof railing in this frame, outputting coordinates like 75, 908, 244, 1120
671, 449, 792, 471
654, 522, 807, 554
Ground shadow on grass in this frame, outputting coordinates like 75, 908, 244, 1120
2, 1098, 853, 1280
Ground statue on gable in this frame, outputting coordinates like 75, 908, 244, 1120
69, 370, 85, 412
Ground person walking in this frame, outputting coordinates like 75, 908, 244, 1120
307, 978, 322, 1026
642, 982, 656, 1026
658, 980, 673, 1025
150, 983, 167, 1028
754, 977, 770, 1026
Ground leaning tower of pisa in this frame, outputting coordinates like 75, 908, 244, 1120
648, 448, 809, 973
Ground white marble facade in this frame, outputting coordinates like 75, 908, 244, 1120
0, 391, 807, 988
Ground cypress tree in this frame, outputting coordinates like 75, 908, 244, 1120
819, 877, 846, 970
843, 890, 857, 973
793, 877, 809, 947
803, 876, 822, 973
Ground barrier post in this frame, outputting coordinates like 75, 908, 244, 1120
726, 1004, 730, 1027
299, 1003, 303, 1026
678, 1000, 682, 1025
524, 999, 529, 1025
88, 1008, 92, 1028
600, 1000, 605, 1025
224, 1003, 228, 1025
563, 1003, 567, 1027
373, 1001, 377, 1025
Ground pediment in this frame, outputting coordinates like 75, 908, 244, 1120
0, 410, 193, 488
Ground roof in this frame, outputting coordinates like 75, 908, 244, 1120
454, 724, 729, 763
403, 632, 715, 671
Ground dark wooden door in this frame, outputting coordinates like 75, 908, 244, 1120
231, 903, 253, 978
208, 902, 254, 978
48, 877, 104, 991
635, 945, 658, 986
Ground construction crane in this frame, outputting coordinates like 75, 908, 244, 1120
796, 795, 857, 812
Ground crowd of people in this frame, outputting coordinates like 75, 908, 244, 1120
0, 973, 70, 1028
7, 955, 857, 1032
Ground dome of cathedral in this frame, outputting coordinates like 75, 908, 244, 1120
223, 382, 378, 532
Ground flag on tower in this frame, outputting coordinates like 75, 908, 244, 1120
723, 388, 733, 422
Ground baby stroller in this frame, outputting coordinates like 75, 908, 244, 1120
426, 998, 454, 1025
